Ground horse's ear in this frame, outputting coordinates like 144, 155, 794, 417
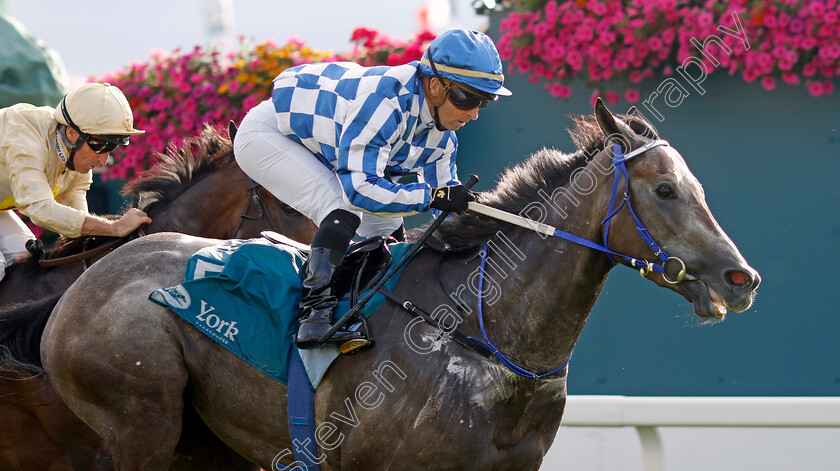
594, 98, 638, 146
624, 106, 659, 140
594, 98, 622, 138
228, 120, 238, 145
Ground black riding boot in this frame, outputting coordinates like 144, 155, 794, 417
295, 208, 366, 349
295, 247, 366, 348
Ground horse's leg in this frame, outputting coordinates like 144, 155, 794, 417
43, 296, 189, 471
172, 403, 260, 471
0, 376, 73, 471
30, 382, 113, 470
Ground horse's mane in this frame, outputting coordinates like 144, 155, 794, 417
8, 125, 234, 276
427, 113, 658, 251
122, 125, 235, 211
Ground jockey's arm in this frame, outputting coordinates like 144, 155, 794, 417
9, 152, 150, 238
81, 209, 150, 237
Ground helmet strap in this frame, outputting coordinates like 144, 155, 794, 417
430, 79, 446, 131
432, 105, 445, 132
57, 124, 82, 171
426, 48, 449, 132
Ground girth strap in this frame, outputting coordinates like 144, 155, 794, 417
378, 289, 498, 360
379, 289, 567, 379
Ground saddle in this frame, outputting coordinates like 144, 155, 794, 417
260, 231, 393, 301
260, 231, 393, 351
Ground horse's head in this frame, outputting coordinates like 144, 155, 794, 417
592, 99, 760, 319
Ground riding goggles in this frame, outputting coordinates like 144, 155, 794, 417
427, 47, 497, 111
446, 84, 495, 110
86, 134, 130, 154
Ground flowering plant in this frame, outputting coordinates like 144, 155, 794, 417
497, 0, 839, 103
95, 28, 434, 180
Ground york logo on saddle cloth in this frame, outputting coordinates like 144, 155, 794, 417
195, 300, 239, 343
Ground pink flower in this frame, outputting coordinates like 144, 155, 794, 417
625, 89, 641, 102
549, 82, 572, 98
824, 81, 835, 95
807, 80, 825, 96
809, 2, 826, 16
534, 22, 551, 37
782, 72, 800, 85
649, 37, 664, 52
605, 90, 620, 104
591, 2, 608, 16
761, 75, 776, 90
697, 12, 714, 28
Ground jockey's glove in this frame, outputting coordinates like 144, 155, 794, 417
429, 184, 476, 213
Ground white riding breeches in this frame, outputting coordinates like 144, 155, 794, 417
234, 100, 403, 239
0, 210, 36, 281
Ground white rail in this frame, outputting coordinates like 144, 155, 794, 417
559, 396, 840, 471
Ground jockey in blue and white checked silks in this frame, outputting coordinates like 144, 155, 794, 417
234, 29, 512, 350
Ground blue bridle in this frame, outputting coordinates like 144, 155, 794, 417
470, 138, 693, 379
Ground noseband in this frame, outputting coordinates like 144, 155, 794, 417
233, 177, 284, 238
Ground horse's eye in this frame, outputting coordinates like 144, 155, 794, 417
656, 184, 674, 199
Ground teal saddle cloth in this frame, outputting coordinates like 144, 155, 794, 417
150, 238, 413, 388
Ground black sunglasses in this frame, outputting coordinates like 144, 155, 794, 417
427, 48, 496, 111
86, 135, 129, 154
446, 84, 493, 110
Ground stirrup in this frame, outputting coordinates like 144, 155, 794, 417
295, 326, 366, 349
340, 338, 374, 355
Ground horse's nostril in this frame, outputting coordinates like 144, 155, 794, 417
727, 270, 749, 286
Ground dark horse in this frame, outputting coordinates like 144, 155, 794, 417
37, 101, 759, 470
0, 126, 316, 470
0, 126, 317, 307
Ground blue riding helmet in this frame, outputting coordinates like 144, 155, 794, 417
418, 29, 512, 97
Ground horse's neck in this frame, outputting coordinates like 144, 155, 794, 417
466, 151, 616, 372
145, 167, 247, 239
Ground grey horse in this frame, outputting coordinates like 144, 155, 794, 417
40, 100, 759, 470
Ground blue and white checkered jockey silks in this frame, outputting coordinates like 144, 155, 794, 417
271, 61, 459, 216
417, 29, 511, 97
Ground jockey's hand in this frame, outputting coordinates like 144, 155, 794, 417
114, 208, 152, 237
429, 185, 476, 214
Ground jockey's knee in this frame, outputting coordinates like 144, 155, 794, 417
312, 209, 361, 254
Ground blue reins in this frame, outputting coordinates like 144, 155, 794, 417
469, 247, 570, 379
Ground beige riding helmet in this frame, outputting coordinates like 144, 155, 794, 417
54, 83, 144, 135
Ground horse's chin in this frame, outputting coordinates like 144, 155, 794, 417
681, 280, 728, 319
